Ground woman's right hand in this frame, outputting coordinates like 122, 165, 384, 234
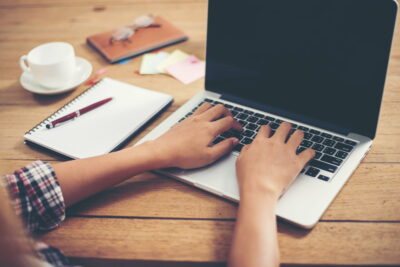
236, 122, 315, 201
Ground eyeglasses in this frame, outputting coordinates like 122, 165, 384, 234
109, 15, 161, 45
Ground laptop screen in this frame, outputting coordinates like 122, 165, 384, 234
205, 0, 397, 139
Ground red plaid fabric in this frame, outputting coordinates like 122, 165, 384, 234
3, 160, 74, 266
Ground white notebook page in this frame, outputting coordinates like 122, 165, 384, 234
24, 78, 172, 159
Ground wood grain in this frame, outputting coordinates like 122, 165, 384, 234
38, 217, 400, 265
2, 160, 399, 222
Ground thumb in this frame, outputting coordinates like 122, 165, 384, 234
209, 137, 239, 161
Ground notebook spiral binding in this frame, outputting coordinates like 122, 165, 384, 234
25, 79, 105, 135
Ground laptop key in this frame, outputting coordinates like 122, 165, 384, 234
238, 120, 247, 127
320, 155, 343, 166
229, 130, 242, 139
246, 123, 257, 130
298, 126, 309, 131
304, 133, 312, 140
247, 116, 258, 123
224, 103, 233, 108
321, 133, 332, 138
236, 113, 248, 120
310, 129, 321, 135
334, 142, 353, 152
204, 98, 213, 103
243, 110, 254, 115
323, 147, 336, 155
276, 119, 284, 124
318, 175, 330, 181
233, 143, 244, 152
242, 130, 255, 137
233, 106, 243, 112
231, 110, 239, 116
311, 136, 324, 143
270, 122, 280, 129
265, 116, 275, 121
309, 159, 337, 173
322, 139, 335, 147
242, 137, 253, 144
345, 139, 357, 146
333, 136, 345, 142
336, 151, 348, 159
312, 143, 324, 152
254, 113, 264, 118
301, 140, 313, 148
314, 152, 322, 159
258, 119, 269, 125
305, 167, 320, 177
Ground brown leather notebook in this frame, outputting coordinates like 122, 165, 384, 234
87, 16, 188, 63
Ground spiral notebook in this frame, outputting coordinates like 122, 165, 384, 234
24, 78, 173, 159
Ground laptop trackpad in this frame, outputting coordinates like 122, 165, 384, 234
177, 154, 240, 201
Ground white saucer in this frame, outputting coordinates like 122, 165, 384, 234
20, 57, 93, 95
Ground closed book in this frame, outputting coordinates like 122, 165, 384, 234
87, 16, 188, 63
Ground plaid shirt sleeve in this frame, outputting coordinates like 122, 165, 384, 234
3, 160, 66, 233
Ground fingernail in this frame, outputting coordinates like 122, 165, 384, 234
232, 138, 239, 145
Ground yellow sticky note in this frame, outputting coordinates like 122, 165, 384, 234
157, 50, 190, 74
140, 52, 170, 74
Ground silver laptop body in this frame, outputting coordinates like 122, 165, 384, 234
137, 0, 397, 228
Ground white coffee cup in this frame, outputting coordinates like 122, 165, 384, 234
20, 42, 76, 89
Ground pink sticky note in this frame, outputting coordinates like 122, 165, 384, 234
166, 56, 205, 84
95, 67, 109, 75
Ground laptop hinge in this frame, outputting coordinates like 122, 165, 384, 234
220, 93, 350, 136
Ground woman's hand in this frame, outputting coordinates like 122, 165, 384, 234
150, 102, 242, 169
236, 122, 315, 200
229, 123, 315, 267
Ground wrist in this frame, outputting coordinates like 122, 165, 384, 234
240, 188, 279, 207
139, 140, 175, 169
239, 176, 281, 204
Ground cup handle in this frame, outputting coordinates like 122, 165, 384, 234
19, 55, 30, 73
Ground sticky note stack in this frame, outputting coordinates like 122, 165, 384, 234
139, 49, 205, 84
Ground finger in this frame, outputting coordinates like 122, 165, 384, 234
209, 137, 239, 161
255, 125, 271, 139
287, 130, 304, 149
241, 143, 250, 153
200, 104, 232, 121
212, 116, 243, 134
273, 122, 292, 142
298, 148, 316, 165
193, 102, 212, 116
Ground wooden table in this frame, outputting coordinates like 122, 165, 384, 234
1, 0, 399, 266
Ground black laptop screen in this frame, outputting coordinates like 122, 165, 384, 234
205, 0, 397, 139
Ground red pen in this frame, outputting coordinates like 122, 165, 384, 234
46, 97, 113, 129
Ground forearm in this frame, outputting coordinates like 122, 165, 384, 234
229, 193, 280, 267
53, 141, 167, 206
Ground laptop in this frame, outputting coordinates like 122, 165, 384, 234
137, 0, 398, 228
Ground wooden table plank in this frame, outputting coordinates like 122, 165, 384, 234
39, 217, 400, 265
2, 160, 399, 221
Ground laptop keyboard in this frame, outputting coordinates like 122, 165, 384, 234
178, 98, 358, 182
